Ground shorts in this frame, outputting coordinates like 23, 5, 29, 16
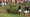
19, 9, 21, 12
24, 11, 27, 14
27, 11, 29, 13
24, 10, 29, 14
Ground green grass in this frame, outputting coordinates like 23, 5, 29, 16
0, 13, 24, 17
0, 13, 20, 17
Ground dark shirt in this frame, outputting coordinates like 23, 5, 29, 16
18, 6, 21, 10
24, 7, 29, 11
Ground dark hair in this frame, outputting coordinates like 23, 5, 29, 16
18, 6, 21, 9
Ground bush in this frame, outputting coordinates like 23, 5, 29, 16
6, 3, 18, 13
0, 4, 2, 7
26, 2, 30, 6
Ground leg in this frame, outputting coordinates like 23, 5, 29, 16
27, 11, 29, 17
19, 9, 22, 16
24, 11, 28, 17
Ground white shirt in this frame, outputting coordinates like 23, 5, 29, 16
2, 2, 4, 5
2, 1, 4, 7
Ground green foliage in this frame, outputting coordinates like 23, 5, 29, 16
6, 3, 18, 13
21, 3, 24, 5
1, 14, 20, 17
26, 2, 30, 6
6, 2, 30, 13
0, 4, 2, 7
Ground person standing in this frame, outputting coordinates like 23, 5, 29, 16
2, 0, 4, 7
18, 6, 22, 16
4, 0, 6, 5
24, 5, 29, 17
